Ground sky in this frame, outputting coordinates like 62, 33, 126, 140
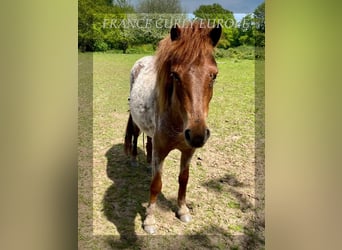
180, 0, 263, 13
128, 0, 264, 14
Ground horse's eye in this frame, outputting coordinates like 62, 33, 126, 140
209, 73, 217, 80
209, 73, 217, 87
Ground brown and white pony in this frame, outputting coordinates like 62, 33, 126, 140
124, 21, 221, 234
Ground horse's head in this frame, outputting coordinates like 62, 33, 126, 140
157, 22, 221, 148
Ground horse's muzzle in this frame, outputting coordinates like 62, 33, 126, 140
184, 127, 210, 148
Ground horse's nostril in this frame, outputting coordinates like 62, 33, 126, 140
184, 129, 191, 142
206, 128, 211, 138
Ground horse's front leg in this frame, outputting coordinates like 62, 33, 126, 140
143, 144, 169, 234
177, 149, 195, 223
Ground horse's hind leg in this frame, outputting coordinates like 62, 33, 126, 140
146, 136, 152, 166
131, 123, 140, 167
124, 114, 140, 167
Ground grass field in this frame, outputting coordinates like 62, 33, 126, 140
79, 51, 265, 249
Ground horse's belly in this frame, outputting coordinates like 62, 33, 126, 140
130, 95, 155, 137
129, 56, 156, 137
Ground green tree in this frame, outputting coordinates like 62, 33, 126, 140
113, 0, 134, 11
78, 0, 134, 52
239, 14, 255, 46
193, 3, 234, 20
125, 13, 185, 49
193, 3, 238, 48
133, 0, 185, 48
136, 0, 183, 13
253, 2, 265, 46
254, 2, 265, 32
238, 2, 265, 47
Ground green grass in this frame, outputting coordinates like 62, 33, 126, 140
79, 51, 264, 249
105, 44, 156, 55
228, 201, 241, 209
215, 46, 258, 60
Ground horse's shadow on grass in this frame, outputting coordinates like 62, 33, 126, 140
102, 143, 175, 248
102, 143, 148, 246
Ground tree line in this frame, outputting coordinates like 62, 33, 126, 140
78, 0, 265, 52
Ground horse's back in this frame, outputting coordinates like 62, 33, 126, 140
129, 56, 156, 137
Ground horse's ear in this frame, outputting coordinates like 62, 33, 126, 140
170, 24, 181, 41
210, 24, 222, 47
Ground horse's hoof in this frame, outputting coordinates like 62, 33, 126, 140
143, 224, 156, 234
179, 213, 192, 223
143, 214, 156, 234
177, 205, 191, 223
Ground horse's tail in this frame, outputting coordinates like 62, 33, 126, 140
124, 114, 134, 155
125, 68, 134, 156
124, 114, 140, 156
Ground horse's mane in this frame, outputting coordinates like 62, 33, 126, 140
155, 21, 218, 113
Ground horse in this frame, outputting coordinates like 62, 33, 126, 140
124, 21, 221, 234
